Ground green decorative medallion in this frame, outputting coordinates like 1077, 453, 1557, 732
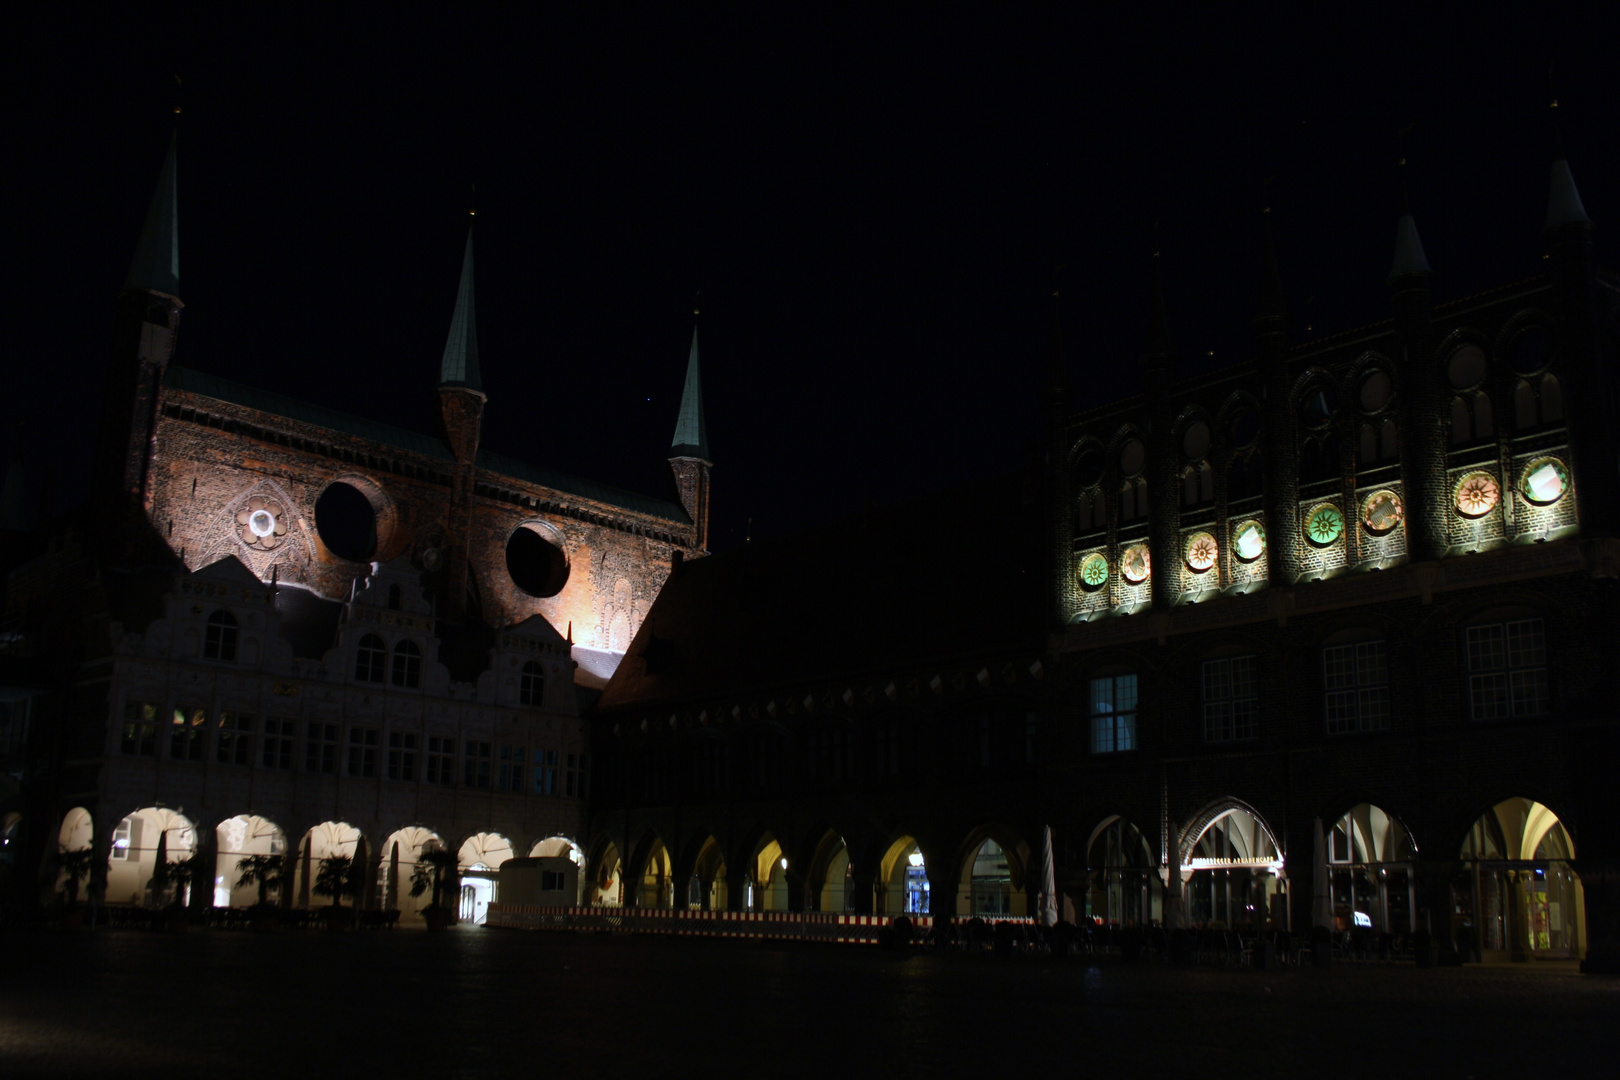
1079, 553, 1109, 589
1305, 504, 1345, 547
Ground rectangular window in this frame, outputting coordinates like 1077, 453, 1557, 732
1323, 641, 1390, 734
533, 748, 558, 796
463, 740, 491, 789
1089, 674, 1138, 754
305, 721, 338, 774
121, 700, 159, 757
388, 731, 418, 781
170, 707, 207, 761
425, 736, 455, 785
498, 744, 526, 792
111, 816, 138, 861
1467, 618, 1549, 720
216, 711, 253, 766
1203, 656, 1258, 742
262, 717, 294, 770
347, 727, 379, 778
565, 753, 590, 799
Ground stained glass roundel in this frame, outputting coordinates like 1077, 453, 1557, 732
1232, 520, 1266, 562
1119, 544, 1151, 584
1519, 458, 1568, 506
1361, 490, 1404, 535
1185, 532, 1218, 572
1455, 472, 1500, 518
1079, 553, 1109, 589
1305, 504, 1346, 547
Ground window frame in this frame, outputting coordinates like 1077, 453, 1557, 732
1088, 673, 1138, 755
1202, 655, 1259, 742
1322, 640, 1390, 735
204, 610, 239, 662
1465, 617, 1549, 721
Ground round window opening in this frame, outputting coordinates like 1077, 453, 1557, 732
249, 510, 275, 537
1227, 407, 1260, 448
1232, 520, 1266, 562
1447, 345, 1488, 390
506, 527, 569, 598
1078, 553, 1109, 590
314, 482, 378, 562
1185, 532, 1218, 573
1359, 370, 1392, 413
1519, 458, 1568, 506
1181, 421, 1211, 461
1362, 490, 1404, 535
1455, 472, 1501, 518
1119, 438, 1147, 477
1305, 504, 1346, 547
1072, 448, 1105, 489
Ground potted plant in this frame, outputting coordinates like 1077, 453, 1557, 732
409, 847, 458, 931
235, 853, 286, 930
312, 854, 361, 929
49, 848, 97, 929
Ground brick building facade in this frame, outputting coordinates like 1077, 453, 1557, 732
584, 155, 1619, 967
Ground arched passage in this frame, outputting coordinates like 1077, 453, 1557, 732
640, 838, 673, 908
457, 832, 515, 925
1456, 797, 1583, 959
378, 826, 443, 920
590, 842, 622, 906
878, 835, 929, 916
530, 836, 586, 904
293, 821, 362, 909
959, 832, 1027, 918
213, 814, 288, 908
808, 830, 853, 913
749, 835, 790, 912
1327, 804, 1416, 934
687, 836, 728, 911
107, 807, 197, 908
1181, 804, 1286, 931
1086, 815, 1160, 927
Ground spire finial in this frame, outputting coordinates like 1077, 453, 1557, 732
1543, 86, 1591, 232
126, 132, 180, 296
438, 229, 481, 391
670, 308, 710, 461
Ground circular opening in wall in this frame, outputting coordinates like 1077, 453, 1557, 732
1358, 370, 1392, 413
1072, 448, 1104, 488
1447, 345, 1488, 390
315, 482, 377, 562
1299, 385, 1338, 428
1512, 329, 1548, 375
1119, 438, 1146, 477
1181, 421, 1211, 460
1227, 406, 1259, 448
506, 527, 569, 598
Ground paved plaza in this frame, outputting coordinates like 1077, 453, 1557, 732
2, 926, 1613, 1077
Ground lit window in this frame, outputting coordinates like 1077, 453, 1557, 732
170, 707, 206, 761
1323, 641, 1389, 734
355, 634, 386, 683
204, 610, 238, 661
121, 701, 158, 756
1089, 674, 1137, 754
520, 661, 545, 707
391, 640, 422, 689
1203, 656, 1258, 742
1467, 618, 1548, 720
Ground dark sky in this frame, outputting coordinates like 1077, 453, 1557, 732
7, 6, 1616, 551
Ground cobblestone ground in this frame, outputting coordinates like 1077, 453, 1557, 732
1, 927, 1612, 1078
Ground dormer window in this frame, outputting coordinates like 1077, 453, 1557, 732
520, 660, 546, 707
204, 610, 238, 662
391, 640, 422, 689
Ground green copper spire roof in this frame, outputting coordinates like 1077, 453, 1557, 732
126, 132, 179, 296
439, 229, 481, 390
670, 325, 709, 460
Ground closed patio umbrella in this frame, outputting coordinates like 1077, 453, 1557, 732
1312, 817, 1333, 929
298, 836, 311, 909
1038, 825, 1058, 927
151, 828, 169, 907
386, 841, 400, 911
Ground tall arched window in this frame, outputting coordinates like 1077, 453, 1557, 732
1119, 478, 1149, 522
355, 634, 386, 683
520, 660, 545, 706
1228, 451, 1264, 500
1181, 462, 1213, 506
1514, 375, 1564, 430
1451, 393, 1495, 444
204, 610, 238, 661
391, 640, 422, 689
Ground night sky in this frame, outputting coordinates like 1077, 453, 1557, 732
7, 7, 1616, 551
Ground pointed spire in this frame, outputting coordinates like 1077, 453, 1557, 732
126, 132, 179, 296
439, 229, 481, 391
670, 317, 709, 460
1144, 251, 1174, 361
1387, 157, 1433, 283
1545, 157, 1591, 231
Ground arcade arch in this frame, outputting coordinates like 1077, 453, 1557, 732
878, 835, 929, 916
58, 807, 93, 852
107, 807, 197, 907
378, 826, 444, 918
292, 821, 362, 908
213, 814, 287, 908
960, 834, 1026, 917
590, 842, 623, 906
1327, 804, 1416, 934
640, 838, 673, 908
1456, 797, 1584, 959
1086, 815, 1160, 927
1181, 805, 1286, 931
688, 836, 728, 911
809, 831, 854, 913
457, 832, 515, 925
749, 835, 789, 912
